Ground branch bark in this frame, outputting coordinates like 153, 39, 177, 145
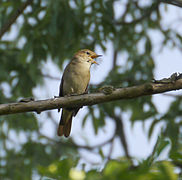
0, 76, 182, 115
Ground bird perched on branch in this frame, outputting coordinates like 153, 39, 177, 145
57, 49, 101, 137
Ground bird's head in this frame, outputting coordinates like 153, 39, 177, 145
74, 49, 102, 65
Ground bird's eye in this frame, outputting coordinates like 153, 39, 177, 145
86, 51, 90, 55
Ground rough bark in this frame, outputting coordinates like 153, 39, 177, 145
0, 75, 182, 115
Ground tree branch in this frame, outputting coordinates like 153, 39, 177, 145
0, 0, 33, 39
113, 114, 131, 160
114, 1, 159, 26
115, 0, 182, 26
112, 49, 118, 69
0, 74, 182, 115
41, 72, 60, 81
160, 0, 182, 8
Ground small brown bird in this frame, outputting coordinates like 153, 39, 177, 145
57, 49, 101, 137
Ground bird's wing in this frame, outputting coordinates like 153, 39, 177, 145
58, 74, 64, 112
85, 83, 89, 94
72, 83, 89, 117
59, 60, 73, 97
59, 75, 64, 97
57, 109, 73, 137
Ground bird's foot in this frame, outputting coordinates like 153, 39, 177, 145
65, 92, 88, 97
98, 85, 115, 95
19, 97, 35, 102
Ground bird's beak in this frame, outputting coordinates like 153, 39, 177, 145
91, 54, 102, 59
92, 60, 99, 64
91, 54, 102, 65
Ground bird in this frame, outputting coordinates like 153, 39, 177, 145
57, 49, 101, 137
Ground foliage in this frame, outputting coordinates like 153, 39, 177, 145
0, 0, 182, 179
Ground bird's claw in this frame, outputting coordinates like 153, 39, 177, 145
19, 97, 35, 102
98, 85, 115, 95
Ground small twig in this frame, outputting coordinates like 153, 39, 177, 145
38, 130, 115, 150
107, 138, 115, 160
162, 93, 182, 98
79, 152, 102, 165
109, 113, 131, 161
0, 0, 33, 39
112, 49, 118, 69
41, 73, 60, 81
160, 0, 182, 8
46, 111, 58, 126
77, 135, 115, 150
114, 1, 159, 26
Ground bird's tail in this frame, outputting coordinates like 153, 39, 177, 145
57, 109, 73, 137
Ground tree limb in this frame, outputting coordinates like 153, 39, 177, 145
107, 112, 131, 160
160, 0, 182, 8
114, 1, 159, 26
115, 0, 182, 26
0, 74, 182, 115
114, 114, 131, 160
0, 0, 33, 39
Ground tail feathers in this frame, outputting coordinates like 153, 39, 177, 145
57, 124, 64, 136
63, 118, 72, 137
57, 109, 73, 137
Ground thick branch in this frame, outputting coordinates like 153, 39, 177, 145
0, 0, 33, 39
0, 76, 182, 115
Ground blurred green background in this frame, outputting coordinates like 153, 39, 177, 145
0, 0, 182, 179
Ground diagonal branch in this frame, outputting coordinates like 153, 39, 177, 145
0, 73, 182, 115
41, 73, 60, 81
115, 0, 182, 26
114, 1, 159, 26
108, 113, 131, 160
0, 0, 33, 39
160, 0, 182, 8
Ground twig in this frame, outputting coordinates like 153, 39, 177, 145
112, 49, 118, 69
163, 93, 182, 98
109, 113, 131, 160
77, 135, 115, 150
114, 1, 159, 26
160, 0, 182, 8
107, 138, 115, 160
38, 130, 114, 150
41, 73, 60, 81
0, 0, 33, 39
46, 111, 58, 126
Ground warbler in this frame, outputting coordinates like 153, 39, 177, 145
57, 49, 101, 137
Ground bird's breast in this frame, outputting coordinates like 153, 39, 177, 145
63, 62, 90, 95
